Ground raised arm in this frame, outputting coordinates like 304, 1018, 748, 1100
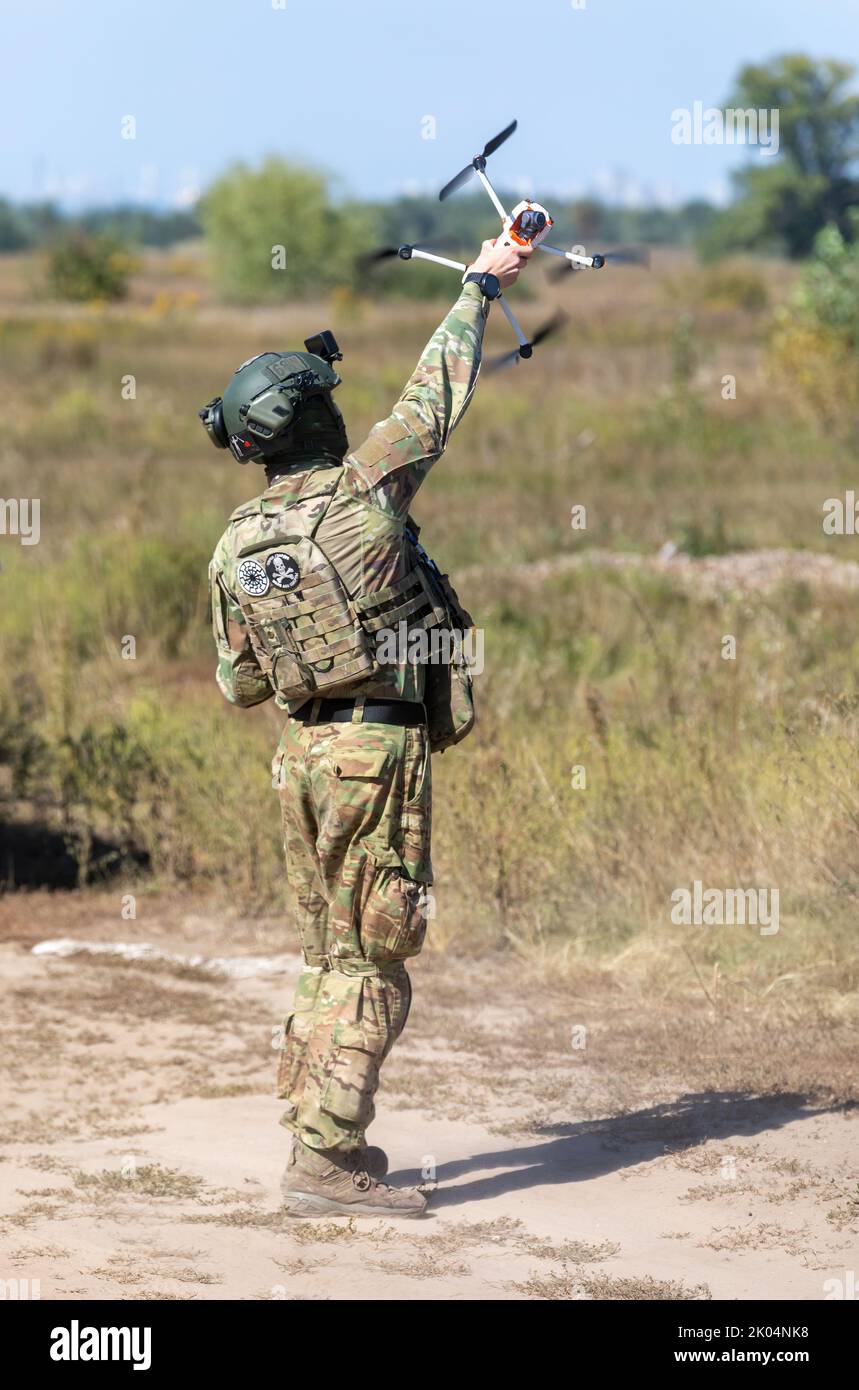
343, 238, 532, 517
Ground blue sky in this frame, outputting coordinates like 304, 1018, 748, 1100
1, 0, 857, 210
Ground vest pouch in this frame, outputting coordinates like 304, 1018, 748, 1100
405, 548, 477, 752
423, 653, 476, 752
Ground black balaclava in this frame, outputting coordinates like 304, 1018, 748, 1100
264, 396, 348, 483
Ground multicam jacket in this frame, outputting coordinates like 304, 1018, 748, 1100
208, 282, 489, 711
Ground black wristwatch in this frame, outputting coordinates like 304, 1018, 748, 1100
463, 270, 501, 300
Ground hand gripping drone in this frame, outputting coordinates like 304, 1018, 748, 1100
368, 119, 634, 367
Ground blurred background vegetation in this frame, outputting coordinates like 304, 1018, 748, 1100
2, 55, 856, 301
1, 52, 859, 1001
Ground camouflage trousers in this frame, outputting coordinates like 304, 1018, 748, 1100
272, 711, 433, 1153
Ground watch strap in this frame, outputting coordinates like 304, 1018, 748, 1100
463, 270, 500, 300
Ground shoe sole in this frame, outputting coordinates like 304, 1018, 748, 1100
280, 1190, 426, 1220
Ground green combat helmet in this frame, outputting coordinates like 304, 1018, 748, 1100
198, 330, 348, 465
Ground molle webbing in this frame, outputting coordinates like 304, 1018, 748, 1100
353, 566, 446, 633
244, 562, 446, 700
244, 576, 374, 693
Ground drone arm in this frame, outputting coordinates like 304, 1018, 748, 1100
406, 244, 528, 353
475, 168, 509, 223
408, 248, 468, 273
498, 297, 529, 349
538, 243, 603, 269
407, 243, 532, 354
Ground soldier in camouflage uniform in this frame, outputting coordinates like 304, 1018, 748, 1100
206, 237, 531, 1217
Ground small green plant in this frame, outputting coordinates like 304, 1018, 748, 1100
698, 262, 769, 312
671, 312, 697, 388
771, 223, 859, 422
46, 232, 137, 302
795, 222, 859, 349
676, 511, 742, 557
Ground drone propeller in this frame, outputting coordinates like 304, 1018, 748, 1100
545, 258, 584, 283
546, 245, 650, 282
485, 309, 568, 372
361, 245, 406, 266
438, 119, 518, 202
600, 246, 650, 267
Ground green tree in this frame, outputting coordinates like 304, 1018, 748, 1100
200, 157, 376, 302
702, 54, 859, 259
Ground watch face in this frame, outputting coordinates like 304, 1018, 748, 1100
483, 273, 500, 299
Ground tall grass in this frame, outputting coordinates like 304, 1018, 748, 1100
1, 250, 857, 994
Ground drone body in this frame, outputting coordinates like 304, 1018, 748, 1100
502, 199, 554, 249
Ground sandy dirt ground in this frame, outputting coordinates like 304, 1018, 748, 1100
0, 892, 856, 1302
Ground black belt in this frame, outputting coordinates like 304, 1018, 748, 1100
291, 698, 426, 727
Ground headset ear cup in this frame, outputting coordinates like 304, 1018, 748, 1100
211, 399, 228, 448
198, 396, 230, 450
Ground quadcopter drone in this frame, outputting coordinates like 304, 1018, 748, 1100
367, 119, 646, 368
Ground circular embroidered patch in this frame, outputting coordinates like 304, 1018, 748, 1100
237, 559, 270, 596
265, 552, 301, 591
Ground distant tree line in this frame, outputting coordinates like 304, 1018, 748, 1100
0, 188, 714, 256
0, 179, 721, 303
0, 199, 202, 252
